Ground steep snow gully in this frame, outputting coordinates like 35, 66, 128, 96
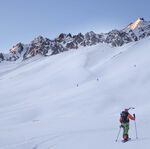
0, 37, 150, 149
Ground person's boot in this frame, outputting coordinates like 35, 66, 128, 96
126, 134, 129, 140
127, 134, 131, 140
123, 134, 128, 141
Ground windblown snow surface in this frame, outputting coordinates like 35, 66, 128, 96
0, 37, 150, 149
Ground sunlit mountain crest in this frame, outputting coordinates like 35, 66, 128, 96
127, 18, 144, 30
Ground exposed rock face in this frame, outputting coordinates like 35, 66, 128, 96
1, 18, 150, 63
0, 53, 4, 61
9, 42, 23, 54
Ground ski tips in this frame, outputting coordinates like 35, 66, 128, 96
128, 107, 135, 110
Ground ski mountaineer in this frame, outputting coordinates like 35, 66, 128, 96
120, 109, 135, 141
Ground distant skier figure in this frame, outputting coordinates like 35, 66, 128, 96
120, 109, 135, 141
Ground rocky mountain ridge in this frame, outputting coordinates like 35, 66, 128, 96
0, 18, 150, 62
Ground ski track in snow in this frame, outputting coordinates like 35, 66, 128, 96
0, 38, 150, 148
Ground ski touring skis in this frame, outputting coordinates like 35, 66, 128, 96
121, 138, 131, 143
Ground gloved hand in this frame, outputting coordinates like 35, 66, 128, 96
133, 113, 136, 118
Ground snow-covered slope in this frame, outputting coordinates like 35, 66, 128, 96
0, 36, 150, 149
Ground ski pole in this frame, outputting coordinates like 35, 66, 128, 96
115, 126, 121, 142
134, 119, 138, 139
133, 113, 138, 139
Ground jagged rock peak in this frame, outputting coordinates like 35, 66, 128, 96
30, 35, 47, 44
9, 42, 24, 54
56, 33, 72, 39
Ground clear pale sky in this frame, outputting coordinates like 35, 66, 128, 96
0, 0, 150, 52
